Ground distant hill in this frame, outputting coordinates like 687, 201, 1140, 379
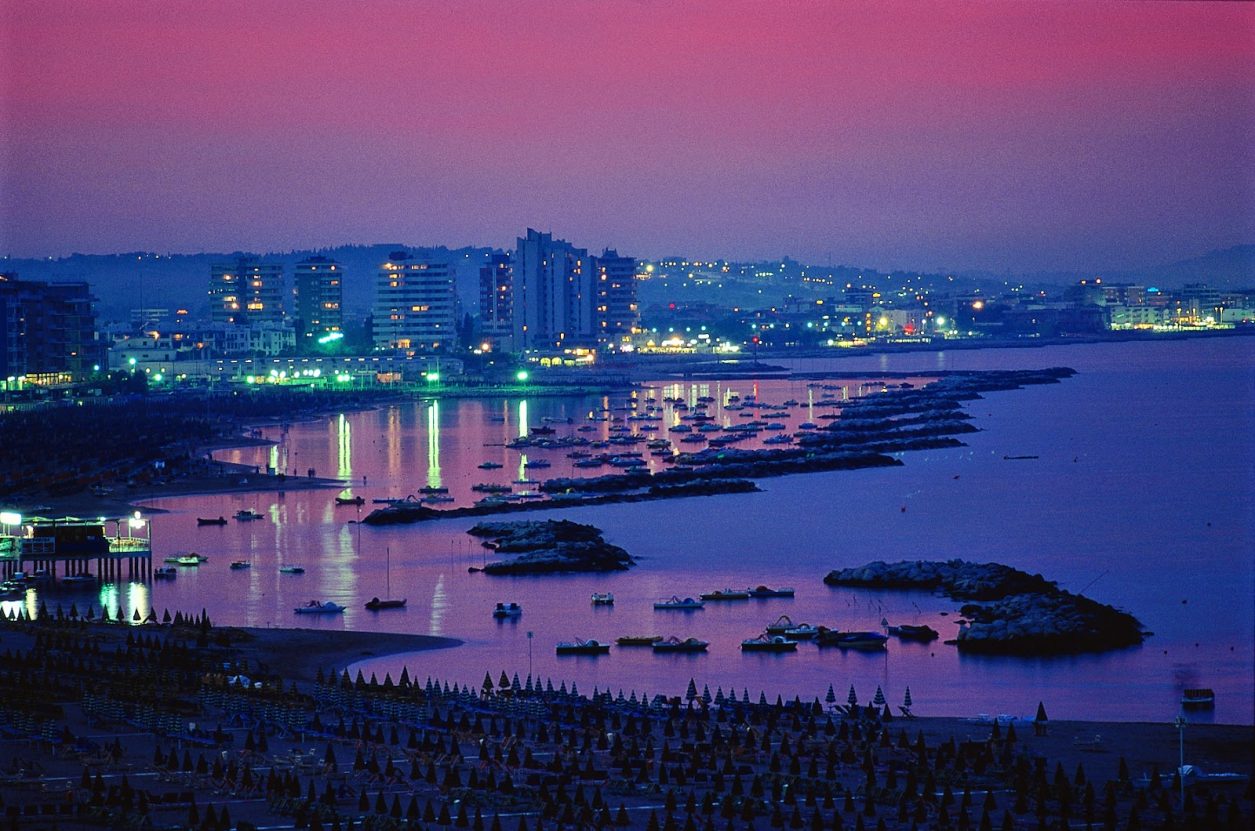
0, 244, 499, 321
1137, 245, 1255, 289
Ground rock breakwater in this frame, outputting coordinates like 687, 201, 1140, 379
467, 520, 635, 575
824, 559, 1147, 655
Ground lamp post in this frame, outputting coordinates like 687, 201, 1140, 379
527, 631, 534, 681
1174, 715, 1186, 805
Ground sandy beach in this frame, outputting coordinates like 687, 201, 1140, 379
0, 613, 1248, 831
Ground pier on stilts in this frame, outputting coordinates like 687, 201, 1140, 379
0, 513, 154, 584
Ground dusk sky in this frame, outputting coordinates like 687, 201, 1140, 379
3, 0, 1253, 272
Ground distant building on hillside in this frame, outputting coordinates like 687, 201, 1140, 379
479, 252, 514, 351
0, 273, 102, 383
373, 252, 456, 351
292, 257, 344, 347
208, 258, 285, 325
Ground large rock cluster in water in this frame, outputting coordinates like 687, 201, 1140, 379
467, 520, 635, 575
824, 559, 1147, 655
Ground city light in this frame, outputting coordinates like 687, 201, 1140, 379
317, 331, 344, 345
426, 372, 441, 383
516, 370, 529, 382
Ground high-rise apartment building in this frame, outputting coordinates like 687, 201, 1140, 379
592, 249, 639, 348
293, 257, 344, 346
0, 274, 102, 381
513, 229, 592, 350
373, 252, 456, 351
479, 253, 513, 350
208, 258, 285, 325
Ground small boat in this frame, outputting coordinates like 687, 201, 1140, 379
783, 623, 819, 640
492, 602, 523, 619
423, 495, 455, 504
294, 600, 346, 615
365, 597, 407, 611
61, 574, 98, 586
888, 624, 939, 641
555, 638, 610, 655
591, 592, 615, 605
166, 555, 204, 567
700, 588, 750, 601
418, 486, 449, 494
741, 635, 798, 652
153, 566, 177, 579
229, 561, 251, 570
616, 635, 663, 647
654, 596, 704, 610
765, 615, 796, 635
335, 496, 365, 506
747, 585, 795, 598
523, 459, 551, 468
652, 636, 709, 653
234, 509, 264, 521
471, 483, 511, 494
1181, 688, 1215, 708
478, 461, 504, 469
197, 516, 228, 526
279, 565, 305, 574
364, 547, 406, 611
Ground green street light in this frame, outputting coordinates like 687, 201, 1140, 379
426, 372, 441, 383
516, 370, 529, 382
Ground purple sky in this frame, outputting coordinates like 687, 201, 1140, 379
2, 0, 1253, 272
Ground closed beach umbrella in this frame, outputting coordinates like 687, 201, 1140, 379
847, 685, 858, 707
872, 687, 886, 708
903, 687, 913, 709
826, 685, 837, 706
686, 679, 698, 702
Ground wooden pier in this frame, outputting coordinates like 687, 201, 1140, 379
0, 515, 154, 584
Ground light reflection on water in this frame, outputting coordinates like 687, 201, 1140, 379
84, 338, 1253, 724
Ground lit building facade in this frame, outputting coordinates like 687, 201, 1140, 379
373, 252, 456, 351
293, 257, 344, 346
0, 273, 102, 382
513, 228, 592, 350
208, 258, 285, 325
592, 249, 639, 348
478, 252, 513, 350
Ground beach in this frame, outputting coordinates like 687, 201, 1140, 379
0, 613, 1248, 831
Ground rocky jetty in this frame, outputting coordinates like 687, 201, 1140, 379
467, 520, 635, 575
824, 559, 1147, 655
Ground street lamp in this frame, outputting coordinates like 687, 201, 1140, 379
527, 630, 534, 681
1174, 715, 1186, 805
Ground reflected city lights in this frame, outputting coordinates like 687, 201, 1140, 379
517, 400, 528, 439
427, 401, 442, 490
337, 413, 352, 479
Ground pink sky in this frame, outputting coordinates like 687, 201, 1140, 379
2, 0, 1253, 271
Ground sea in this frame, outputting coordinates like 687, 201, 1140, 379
18, 337, 1255, 724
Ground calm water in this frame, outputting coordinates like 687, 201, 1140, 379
19, 338, 1255, 724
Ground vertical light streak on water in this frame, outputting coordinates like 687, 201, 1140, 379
98, 582, 119, 622
387, 406, 402, 480
430, 574, 447, 636
337, 413, 351, 480
127, 581, 150, 624
268, 443, 281, 474
518, 400, 528, 439
427, 401, 442, 491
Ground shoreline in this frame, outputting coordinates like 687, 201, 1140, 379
0, 616, 1248, 831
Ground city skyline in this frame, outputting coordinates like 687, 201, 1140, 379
3, 1, 1253, 272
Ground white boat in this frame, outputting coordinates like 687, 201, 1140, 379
654, 596, 704, 611
591, 592, 615, 605
555, 638, 610, 655
165, 555, 204, 567
1181, 688, 1215, 708
234, 509, 264, 521
783, 623, 819, 640
294, 600, 346, 614
492, 602, 523, 618
741, 635, 797, 652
